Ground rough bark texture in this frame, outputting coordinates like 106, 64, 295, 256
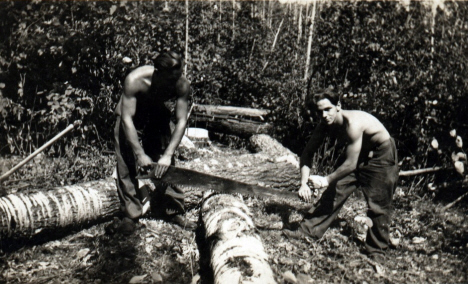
193, 104, 270, 118
194, 117, 272, 137
200, 192, 276, 284
250, 134, 299, 168
0, 179, 120, 241
192, 104, 272, 137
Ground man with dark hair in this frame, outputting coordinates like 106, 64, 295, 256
110, 51, 195, 235
283, 88, 399, 260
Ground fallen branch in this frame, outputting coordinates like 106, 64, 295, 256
443, 190, 468, 210
399, 167, 444, 177
0, 121, 81, 183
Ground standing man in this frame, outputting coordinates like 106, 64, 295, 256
283, 88, 399, 260
110, 51, 195, 235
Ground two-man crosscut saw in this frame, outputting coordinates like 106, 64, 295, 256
136, 164, 302, 201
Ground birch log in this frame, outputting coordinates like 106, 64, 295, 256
191, 104, 272, 137
0, 179, 120, 241
201, 193, 276, 284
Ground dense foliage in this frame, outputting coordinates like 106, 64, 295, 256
0, 0, 467, 175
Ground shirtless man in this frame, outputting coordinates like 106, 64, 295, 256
283, 88, 399, 259
110, 51, 195, 235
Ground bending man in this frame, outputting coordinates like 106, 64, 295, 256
283, 88, 399, 259
111, 51, 195, 235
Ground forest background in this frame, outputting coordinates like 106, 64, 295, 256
0, 0, 467, 189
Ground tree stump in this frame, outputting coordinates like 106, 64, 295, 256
200, 192, 276, 284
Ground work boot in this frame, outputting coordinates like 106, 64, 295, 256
282, 228, 308, 240
105, 217, 138, 236
105, 217, 122, 235
168, 215, 197, 231
119, 217, 138, 235
368, 252, 386, 264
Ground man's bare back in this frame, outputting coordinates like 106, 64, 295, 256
114, 65, 187, 117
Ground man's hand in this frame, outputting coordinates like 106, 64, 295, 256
136, 153, 153, 174
308, 175, 329, 189
154, 154, 172, 178
298, 183, 313, 203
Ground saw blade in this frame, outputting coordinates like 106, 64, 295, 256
137, 165, 301, 201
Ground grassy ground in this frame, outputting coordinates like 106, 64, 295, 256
0, 143, 467, 283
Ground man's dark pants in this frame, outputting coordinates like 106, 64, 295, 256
300, 138, 399, 255
113, 113, 185, 220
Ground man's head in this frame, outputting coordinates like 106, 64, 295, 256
305, 88, 342, 125
154, 51, 184, 82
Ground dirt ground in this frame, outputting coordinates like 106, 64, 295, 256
1, 142, 467, 283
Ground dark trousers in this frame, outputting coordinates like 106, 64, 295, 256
300, 138, 399, 255
113, 116, 185, 220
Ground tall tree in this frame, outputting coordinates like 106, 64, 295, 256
304, 0, 317, 80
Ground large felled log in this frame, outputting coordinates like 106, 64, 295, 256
201, 192, 276, 284
191, 104, 272, 137
0, 178, 208, 241
250, 134, 299, 168
194, 117, 272, 137
0, 179, 120, 241
193, 104, 270, 119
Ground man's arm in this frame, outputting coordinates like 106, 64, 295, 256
163, 84, 189, 158
325, 124, 362, 185
300, 124, 326, 182
298, 123, 326, 202
153, 79, 190, 178
120, 74, 153, 168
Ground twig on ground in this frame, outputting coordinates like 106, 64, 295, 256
443, 190, 468, 210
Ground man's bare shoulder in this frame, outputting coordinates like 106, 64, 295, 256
124, 66, 154, 95
175, 76, 191, 97
343, 110, 390, 142
344, 110, 380, 124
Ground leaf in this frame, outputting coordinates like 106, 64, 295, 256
283, 271, 297, 283
454, 161, 464, 175
412, 237, 426, 244
355, 216, 373, 228
129, 275, 147, 283
110, 5, 117, 15
77, 248, 90, 259
455, 136, 463, 148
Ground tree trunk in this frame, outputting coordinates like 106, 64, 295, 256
200, 193, 276, 284
250, 134, 299, 168
304, 0, 317, 80
194, 118, 272, 137
191, 104, 272, 137
193, 104, 270, 119
0, 179, 120, 241
297, 5, 303, 43
232, 0, 236, 40
185, 0, 189, 75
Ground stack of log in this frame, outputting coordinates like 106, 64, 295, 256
200, 192, 276, 284
190, 104, 272, 137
